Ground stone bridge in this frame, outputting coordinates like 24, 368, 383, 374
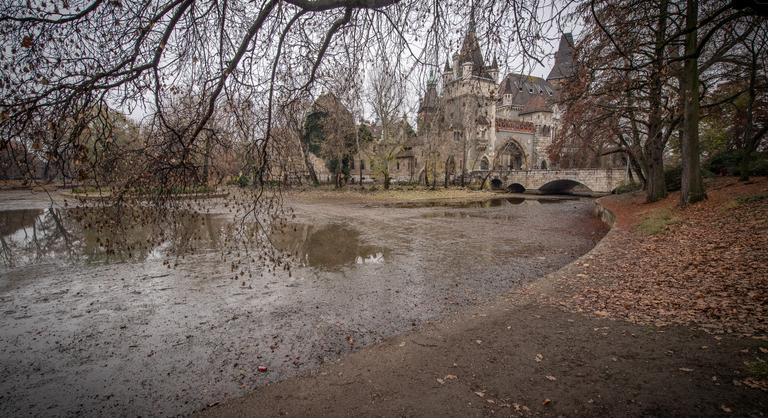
470, 168, 629, 194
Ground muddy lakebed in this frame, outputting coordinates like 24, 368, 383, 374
0, 190, 607, 417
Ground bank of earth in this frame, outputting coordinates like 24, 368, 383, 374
199, 177, 768, 417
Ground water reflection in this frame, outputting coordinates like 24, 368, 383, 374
384, 197, 530, 209
270, 223, 389, 271
0, 209, 388, 271
0, 208, 228, 267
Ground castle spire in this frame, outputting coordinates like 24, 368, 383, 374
469, 2, 476, 33
546, 33, 575, 82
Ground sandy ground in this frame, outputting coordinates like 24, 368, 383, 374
0, 190, 605, 417
198, 180, 768, 418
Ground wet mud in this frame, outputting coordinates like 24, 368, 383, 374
0, 190, 606, 417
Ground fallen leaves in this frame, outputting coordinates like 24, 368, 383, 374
543, 181, 768, 336
436, 374, 458, 385
535, 353, 543, 363
741, 378, 768, 391
545, 375, 557, 381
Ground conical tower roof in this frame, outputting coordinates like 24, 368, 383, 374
455, 8, 493, 79
547, 33, 575, 81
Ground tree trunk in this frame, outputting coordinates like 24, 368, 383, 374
359, 162, 363, 189
645, 143, 666, 201
384, 173, 390, 190
680, 0, 706, 205
644, 0, 668, 203
444, 157, 450, 189
202, 131, 211, 185
298, 138, 319, 186
739, 50, 758, 182
431, 160, 437, 190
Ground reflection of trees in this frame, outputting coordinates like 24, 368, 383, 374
270, 223, 383, 271
0, 208, 229, 267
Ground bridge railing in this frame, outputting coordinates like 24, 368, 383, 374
469, 167, 628, 175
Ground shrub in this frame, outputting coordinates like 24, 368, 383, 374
237, 174, 250, 188
707, 150, 768, 177
663, 166, 714, 192
664, 166, 682, 191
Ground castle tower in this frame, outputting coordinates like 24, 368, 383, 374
546, 33, 575, 89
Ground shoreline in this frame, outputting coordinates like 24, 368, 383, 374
196, 177, 767, 417
0, 189, 605, 417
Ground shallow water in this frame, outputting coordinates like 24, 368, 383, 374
0, 208, 389, 271
0, 191, 607, 417
375, 196, 576, 209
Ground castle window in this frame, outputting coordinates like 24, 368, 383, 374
480, 157, 490, 171
350, 159, 355, 170
529, 88, 534, 93
396, 161, 400, 170
360, 160, 366, 170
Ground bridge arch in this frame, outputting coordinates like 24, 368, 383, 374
506, 183, 526, 193
490, 178, 503, 190
539, 179, 592, 194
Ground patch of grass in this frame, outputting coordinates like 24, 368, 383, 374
735, 193, 768, 205
745, 359, 768, 378
613, 182, 642, 194
637, 209, 679, 235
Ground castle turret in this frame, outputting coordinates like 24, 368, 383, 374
417, 79, 439, 134
546, 33, 575, 88
488, 55, 499, 81
442, 58, 453, 86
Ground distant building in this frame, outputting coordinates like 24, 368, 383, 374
302, 23, 580, 186
415, 16, 575, 178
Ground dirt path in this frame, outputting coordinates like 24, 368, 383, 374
198, 179, 768, 417
197, 300, 765, 417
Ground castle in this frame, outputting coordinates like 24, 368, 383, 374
310, 19, 576, 186
410, 19, 575, 181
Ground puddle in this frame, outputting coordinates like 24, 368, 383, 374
0, 209, 387, 271
0, 207, 231, 267
271, 223, 389, 271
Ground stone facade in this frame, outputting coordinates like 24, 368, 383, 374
471, 168, 629, 193
416, 21, 575, 178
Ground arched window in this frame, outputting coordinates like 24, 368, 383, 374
480, 157, 490, 171
540, 160, 548, 170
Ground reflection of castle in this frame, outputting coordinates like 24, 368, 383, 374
416, 15, 574, 176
